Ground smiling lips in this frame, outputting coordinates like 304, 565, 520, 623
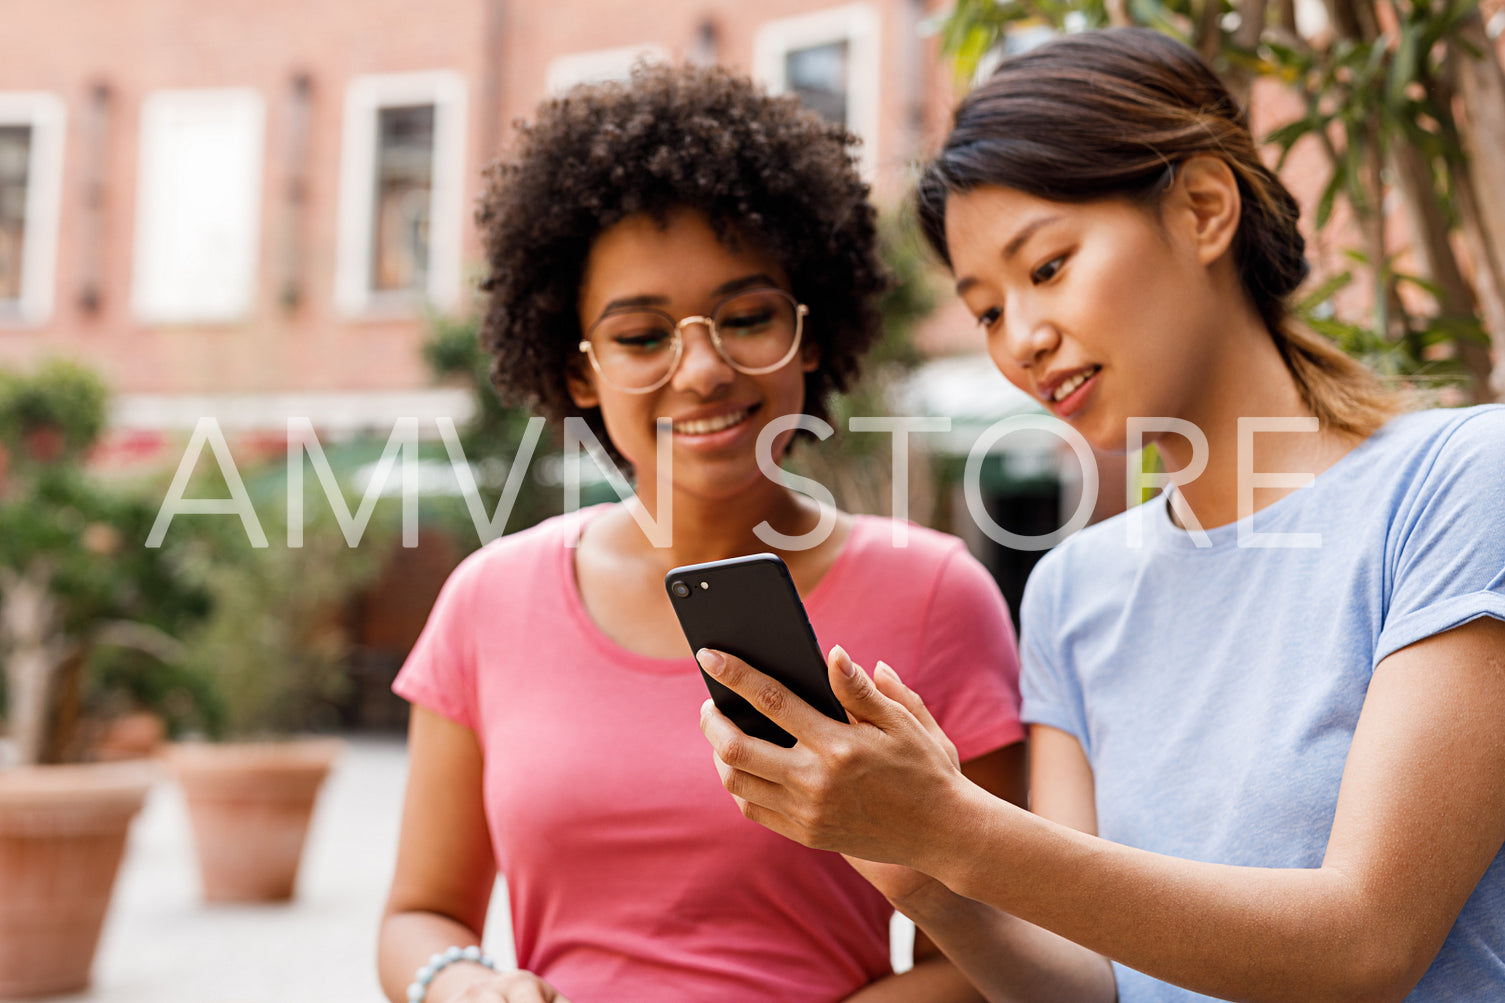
671, 403, 759, 436
1046, 365, 1100, 403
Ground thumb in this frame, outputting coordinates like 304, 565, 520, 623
827, 645, 907, 728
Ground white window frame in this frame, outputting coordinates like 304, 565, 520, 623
131, 87, 266, 325
0, 93, 66, 327
753, 4, 881, 180
545, 44, 670, 95
336, 71, 466, 316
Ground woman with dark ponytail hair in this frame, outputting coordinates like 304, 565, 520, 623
700, 27, 1505, 1002
915, 27, 1402, 438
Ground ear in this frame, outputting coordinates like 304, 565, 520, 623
1173, 155, 1241, 267
800, 339, 820, 374
565, 356, 599, 409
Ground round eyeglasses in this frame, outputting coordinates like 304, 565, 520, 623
578, 287, 809, 394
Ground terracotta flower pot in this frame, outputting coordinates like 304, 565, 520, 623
0, 761, 157, 999
168, 738, 343, 903
94, 711, 167, 762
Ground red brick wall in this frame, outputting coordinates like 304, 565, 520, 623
0, 0, 942, 404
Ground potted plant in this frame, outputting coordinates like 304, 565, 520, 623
0, 361, 209, 998
165, 461, 393, 903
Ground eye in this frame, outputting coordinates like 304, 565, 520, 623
975, 306, 1002, 331
719, 307, 776, 334
617, 333, 669, 350
609, 324, 674, 352
1031, 255, 1066, 285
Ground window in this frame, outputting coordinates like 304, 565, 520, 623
784, 40, 851, 125
132, 88, 265, 323
336, 72, 465, 315
371, 104, 434, 293
545, 44, 669, 94
0, 126, 31, 304
0, 93, 65, 326
754, 4, 880, 179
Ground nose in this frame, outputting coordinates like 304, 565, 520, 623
670, 319, 735, 395
996, 297, 1058, 371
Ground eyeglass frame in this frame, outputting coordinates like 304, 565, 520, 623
577, 287, 810, 394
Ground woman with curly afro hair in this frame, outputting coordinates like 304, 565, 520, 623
379, 63, 1025, 1003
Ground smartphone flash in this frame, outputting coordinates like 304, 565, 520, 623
700, 581, 709, 590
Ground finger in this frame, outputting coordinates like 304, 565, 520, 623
874, 661, 956, 753
697, 648, 837, 741
511, 986, 549, 1003
712, 750, 799, 817
699, 696, 800, 784
494, 972, 554, 1003
734, 786, 823, 847
827, 645, 912, 731
872, 661, 933, 729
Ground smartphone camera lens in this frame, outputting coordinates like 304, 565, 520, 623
671, 581, 691, 598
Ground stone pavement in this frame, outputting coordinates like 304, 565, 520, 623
26, 736, 515, 1003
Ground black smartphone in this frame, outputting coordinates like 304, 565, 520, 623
665, 553, 846, 747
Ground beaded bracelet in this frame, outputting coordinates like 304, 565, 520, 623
407, 945, 501, 1002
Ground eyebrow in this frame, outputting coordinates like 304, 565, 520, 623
599, 273, 782, 315
953, 215, 1063, 295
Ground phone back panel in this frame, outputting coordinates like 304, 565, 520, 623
666, 554, 846, 747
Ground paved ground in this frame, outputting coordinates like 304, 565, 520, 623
24, 736, 514, 1003
27, 734, 909, 1003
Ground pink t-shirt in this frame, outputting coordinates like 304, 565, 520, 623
394, 506, 1022, 1003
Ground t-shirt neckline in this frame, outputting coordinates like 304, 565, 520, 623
1145, 415, 1396, 553
555, 504, 866, 676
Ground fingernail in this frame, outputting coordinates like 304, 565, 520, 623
876, 660, 896, 679
831, 644, 856, 677
697, 649, 724, 676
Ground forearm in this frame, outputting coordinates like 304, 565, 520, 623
841, 955, 987, 1003
378, 909, 498, 1003
921, 782, 1404, 1003
897, 880, 1115, 1003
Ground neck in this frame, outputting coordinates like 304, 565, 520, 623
1154, 326, 1355, 531
615, 471, 825, 571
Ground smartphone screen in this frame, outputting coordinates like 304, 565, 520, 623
665, 553, 846, 747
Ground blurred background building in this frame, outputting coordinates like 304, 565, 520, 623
0, 0, 969, 450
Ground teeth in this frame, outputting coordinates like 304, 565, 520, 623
674, 406, 754, 435
1051, 368, 1098, 402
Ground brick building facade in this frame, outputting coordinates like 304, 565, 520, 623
0, 0, 956, 452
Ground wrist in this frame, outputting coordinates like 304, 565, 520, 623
913, 772, 1010, 895
408, 945, 500, 1003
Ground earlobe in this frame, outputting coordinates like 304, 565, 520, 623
1176, 155, 1241, 266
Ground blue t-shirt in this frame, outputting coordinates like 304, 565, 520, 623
1020, 405, 1505, 1001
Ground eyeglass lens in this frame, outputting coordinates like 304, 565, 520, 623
586, 289, 800, 390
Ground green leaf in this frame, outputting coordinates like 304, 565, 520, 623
1296, 270, 1354, 312
1388, 22, 1419, 109
1315, 163, 1345, 229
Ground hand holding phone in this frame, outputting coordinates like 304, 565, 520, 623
665, 554, 846, 747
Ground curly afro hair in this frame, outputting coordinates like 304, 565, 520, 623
475, 61, 888, 462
